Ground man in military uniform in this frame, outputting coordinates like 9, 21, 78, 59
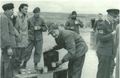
65, 11, 83, 34
94, 13, 104, 31
22, 7, 47, 69
47, 23, 88, 78
115, 22, 120, 78
96, 9, 119, 78
0, 3, 19, 78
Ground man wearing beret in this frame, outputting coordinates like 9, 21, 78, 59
96, 9, 119, 78
23, 7, 47, 69
65, 11, 84, 34
47, 23, 88, 78
14, 3, 29, 70
0, 3, 19, 78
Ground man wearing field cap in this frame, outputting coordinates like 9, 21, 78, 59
24, 7, 47, 69
65, 11, 83, 34
47, 23, 88, 78
96, 9, 119, 78
0, 3, 19, 78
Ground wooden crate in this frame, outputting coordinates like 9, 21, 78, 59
38, 68, 68, 78
15, 68, 67, 78
15, 74, 38, 78
43, 50, 59, 71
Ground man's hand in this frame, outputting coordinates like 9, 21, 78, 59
34, 26, 41, 30
7, 48, 13, 56
111, 30, 116, 35
56, 60, 63, 67
17, 35, 22, 42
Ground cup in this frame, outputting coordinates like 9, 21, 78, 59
34, 26, 41, 30
52, 62, 56, 67
75, 20, 79, 24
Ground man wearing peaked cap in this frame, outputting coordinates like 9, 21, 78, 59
107, 9, 119, 18
96, 8, 119, 78
107, 8, 120, 78
47, 23, 88, 78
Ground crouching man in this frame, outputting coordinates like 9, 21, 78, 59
47, 23, 88, 78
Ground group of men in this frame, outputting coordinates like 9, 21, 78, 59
0, 3, 48, 78
93, 9, 119, 78
0, 2, 119, 78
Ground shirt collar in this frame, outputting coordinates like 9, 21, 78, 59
105, 17, 111, 24
4, 12, 11, 19
18, 12, 28, 18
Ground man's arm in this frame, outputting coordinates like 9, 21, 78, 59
78, 20, 84, 28
41, 19, 47, 32
62, 35, 76, 63
97, 31, 114, 42
1, 16, 11, 47
94, 21, 97, 31
97, 23, 114, 42
65, 20, 70, 29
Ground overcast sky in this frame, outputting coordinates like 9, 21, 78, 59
0, 0, 120, 14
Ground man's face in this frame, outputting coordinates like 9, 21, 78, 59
107, 14, 114, 22
21, 6, 28, 15
98, 14, 103, 20
114, 15, 119, 24
7, 9, 14, 17
34, 12, 40, 18
50, 29, 59, 38
71, 14, 77, 19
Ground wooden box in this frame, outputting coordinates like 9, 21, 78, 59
15, 74, 38, 78
43, 50, 59, 71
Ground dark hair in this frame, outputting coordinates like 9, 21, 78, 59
33, 7, 40, 13
72, 11, 77, 15
2, 3, 14, 11
19, 3, 28, 11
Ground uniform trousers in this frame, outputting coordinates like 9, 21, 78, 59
24, 40, 43, 64
68, 54, 85, 78
97, 54, 113, 78
1, 48, 15, 78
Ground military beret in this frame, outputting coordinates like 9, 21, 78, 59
33, 7, 40, 13
72, 11, 77, 15
47, 23, 58, 34
2, 3, 14, 11
107, 9, 119, 15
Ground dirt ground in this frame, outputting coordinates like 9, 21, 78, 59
0, 28, 115, 78
26, 28, 99, 78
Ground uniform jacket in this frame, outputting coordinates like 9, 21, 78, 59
94, 19, 104, 31
65, 18, 83, 34
0, 13, 16, 48
27, 16, 47, 41
96, 19, 116, 56
15, 12, 28, 47
115, 24, 120, 78
53, 30, 88, 62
